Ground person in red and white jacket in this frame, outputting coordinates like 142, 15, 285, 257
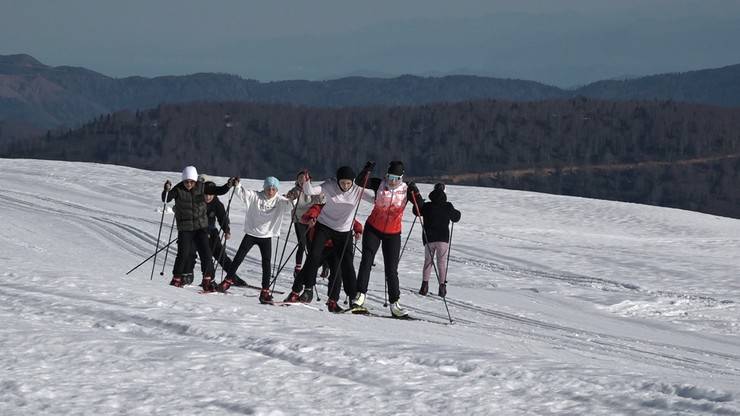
300, 204, 363, 312
354, 160, 422, 317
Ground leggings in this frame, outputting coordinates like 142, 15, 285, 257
227, 234, 272, 288
356, 224, 401, 303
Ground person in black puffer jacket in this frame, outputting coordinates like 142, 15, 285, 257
162, 166, 234, 291
419, 183, 461, 297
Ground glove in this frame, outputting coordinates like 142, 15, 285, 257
363, 161, 376, 172
163, 180, 171, 191
407, 181, 419, 194
228, 176, 239, 187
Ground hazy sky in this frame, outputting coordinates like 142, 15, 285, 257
2, 0, 740, 86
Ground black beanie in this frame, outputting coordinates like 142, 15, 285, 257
387, 161, 405, 176
336, 166, 355, 181
434, 182, 446, 192
429, 189, 447, 203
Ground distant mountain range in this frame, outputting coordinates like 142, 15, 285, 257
2, 53, 740, 139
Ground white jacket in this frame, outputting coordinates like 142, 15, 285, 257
236, 185, 293, 238
303, 178, 372, 232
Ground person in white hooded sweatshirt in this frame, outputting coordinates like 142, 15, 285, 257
284, 164, 374, 306
217, 176, 296, 303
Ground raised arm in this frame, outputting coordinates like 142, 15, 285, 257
301, 174, 323, 195
355, 161, 380, 190
161, 180, 175, 202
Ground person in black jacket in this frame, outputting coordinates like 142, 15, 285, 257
182, 181, 247, 287
162, 166, 234, 291
419, 183, 461, 297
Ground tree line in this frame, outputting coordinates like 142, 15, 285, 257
3, 97, 740, 218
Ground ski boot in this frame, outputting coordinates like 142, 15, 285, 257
216, 277, 235, 293
182, 273, 194, 286
390, 301, 409, 318
201, 276, 215, 293
326, 299, 343, 313
419, 281, 429, 296
298, 286, 314, 303
438, 283, 447, 298
284, 291, 301, 303
169, 276, 183, 288
259, 288, 273, 304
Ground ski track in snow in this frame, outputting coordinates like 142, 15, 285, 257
1, 159, 739, 415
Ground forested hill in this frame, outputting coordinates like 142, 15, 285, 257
577, 63, 740, 108
3, 97, 740, 219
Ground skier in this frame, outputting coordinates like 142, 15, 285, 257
182, 181, 247, 287
217, 176, 296, 302
353, 161, 422, 317
286, 171, 325, 278
419, 183, 461, 297
284, 165, 373, 306
162, 166, 234, 291
299, 202, 363, 312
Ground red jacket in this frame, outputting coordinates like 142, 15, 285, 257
301, 204, 362, 247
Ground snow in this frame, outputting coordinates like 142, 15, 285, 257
1, 158, 739, 415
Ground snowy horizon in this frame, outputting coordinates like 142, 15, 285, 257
1, 158, 738, 415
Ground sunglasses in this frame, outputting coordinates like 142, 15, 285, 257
386, 174, 403, 181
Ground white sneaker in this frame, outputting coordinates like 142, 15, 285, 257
390, 301, 408, 318
353, 292, 366, 307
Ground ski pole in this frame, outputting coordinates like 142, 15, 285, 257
411, 192, 453, 324
398, 215, 417, 263
273, 217, 295, 288
270, 224, 311, 296
445, 223, 454, 287
215, 185, 237, 282
126, 237, 177, 275
150, 199, 168, 280
159, 215, 176, 276
269, 242, 300, 292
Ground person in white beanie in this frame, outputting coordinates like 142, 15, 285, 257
217, 176, 297, 303
162, 165, 235, 291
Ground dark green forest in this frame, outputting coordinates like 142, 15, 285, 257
3, 97, 740, 218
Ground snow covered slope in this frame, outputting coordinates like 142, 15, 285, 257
1, 159, 738, 415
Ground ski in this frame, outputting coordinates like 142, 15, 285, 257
344, 305, 369, 315
265, 301, 321, 311
234, 282, 285, 295
363, 311, 450, 325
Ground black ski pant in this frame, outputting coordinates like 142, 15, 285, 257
172, 228, 214, 278
183, 229, 237, 277
322, 247, 354, 302
227, 234, 272, 288
292, 222, 356, 300
357, 223, 402, 303
294, 222, 310, 266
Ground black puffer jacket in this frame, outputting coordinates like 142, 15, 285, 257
162, 181, 229, 232
421, 189, 461, 244
207, 196, 230, 234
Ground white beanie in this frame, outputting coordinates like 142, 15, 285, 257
182, 166, 198, 182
